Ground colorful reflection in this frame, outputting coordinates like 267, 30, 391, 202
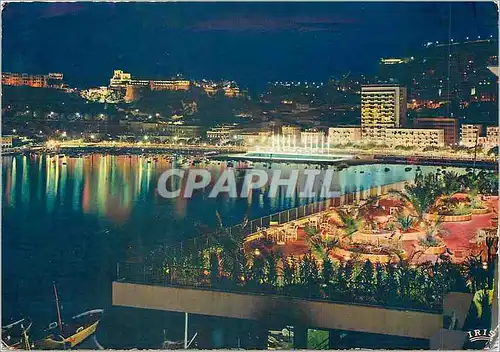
2, 154, 449, 229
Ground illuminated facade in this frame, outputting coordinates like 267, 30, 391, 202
109, 70, 132, 88
361, 84, 408, 144
379, 57, 413, 65
413, 117, 458, 146
199, 83, 218, 96
1, 136, 13, 148
385, 128, 444, 148
2, 72, 64, 88
484, 126, 499, 150
281, 125, 301, 137
460, 124, 483, 147
300, 129, 325, 148
328, 127, 362, 145
361, 85, 407, 130
206, 126, 235, 141
109, 70, 190, 91
223, 86, 242, 97
150, 80, 190, 91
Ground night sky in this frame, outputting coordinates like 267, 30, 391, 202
2, 2, 498, 90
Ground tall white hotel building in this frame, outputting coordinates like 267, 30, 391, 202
361, 84, 407, 141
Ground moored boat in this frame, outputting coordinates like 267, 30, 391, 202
33, 283, 103, 350
34, 309, 104, 350
1, 318, 32, 350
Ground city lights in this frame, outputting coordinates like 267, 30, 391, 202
1, 2, 498, 350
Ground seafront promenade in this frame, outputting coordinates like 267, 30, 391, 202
21, 140, 495, 168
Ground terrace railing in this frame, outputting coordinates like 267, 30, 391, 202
149, 180, 410, 260
115, 261, 443, 314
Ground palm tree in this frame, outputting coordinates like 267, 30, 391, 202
441, 171, 462, 196
472, 289, 494, 324
358, 196, 381, 232
390, 172, 443, 223
209, 211, 250, 283
334, 209, 362, 240
418, 218, 449, 248
463, 253, 488, 292
304, 224, 339, 261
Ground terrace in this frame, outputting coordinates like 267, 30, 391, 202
117, 169, 497, 316
113, 169, 497, 349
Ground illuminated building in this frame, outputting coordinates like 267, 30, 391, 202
2, 72, 64, 88
193, 80, 243, 97
361, 85, 407, 128
413, 117, 458, 146
1, 136, 13, 148
80, 86, 124, 103
201, 84, 218, 96
223, 86, 242, 97
109, 69, 190, 91
109, 70, 132, 88
281, 125, 301, 137
460, 124, 483, 147
385, 128, 444, 148
119, 121, 202, 140
160, 124, 202, 140
300, 129, 325, 148
484, 126, 499, 149
150, 80, 190, 91
206, 126, 235, 141
379, 57, 413, 65
327, 127, 362, 145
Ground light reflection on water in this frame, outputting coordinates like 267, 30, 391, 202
2, 154, 450, 228
2, 153, 450, 336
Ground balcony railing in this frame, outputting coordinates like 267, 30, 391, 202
116, 261, 443, 314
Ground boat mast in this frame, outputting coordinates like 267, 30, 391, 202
21, 323, 31, 351
53, 282, 63, 334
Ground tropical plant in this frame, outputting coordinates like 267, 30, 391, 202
470, 196, 486, 210
265, 251, 280, 286
304, 224, 339, 261
451, 202, 471, 216
374, 262, 386, 302
396, 213, 415, 232
322, 256, 335, 286
282, 256, 298, 286
463, 254, 488, 292
487, 145, 498, 156
300, 251, 320, 287
441, 171, 462, 196
472, 289, 494, 321
418, 218, 448, 248
335, 209, 362, 240
390, 172, 444, 222
356, 260, 375, 298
